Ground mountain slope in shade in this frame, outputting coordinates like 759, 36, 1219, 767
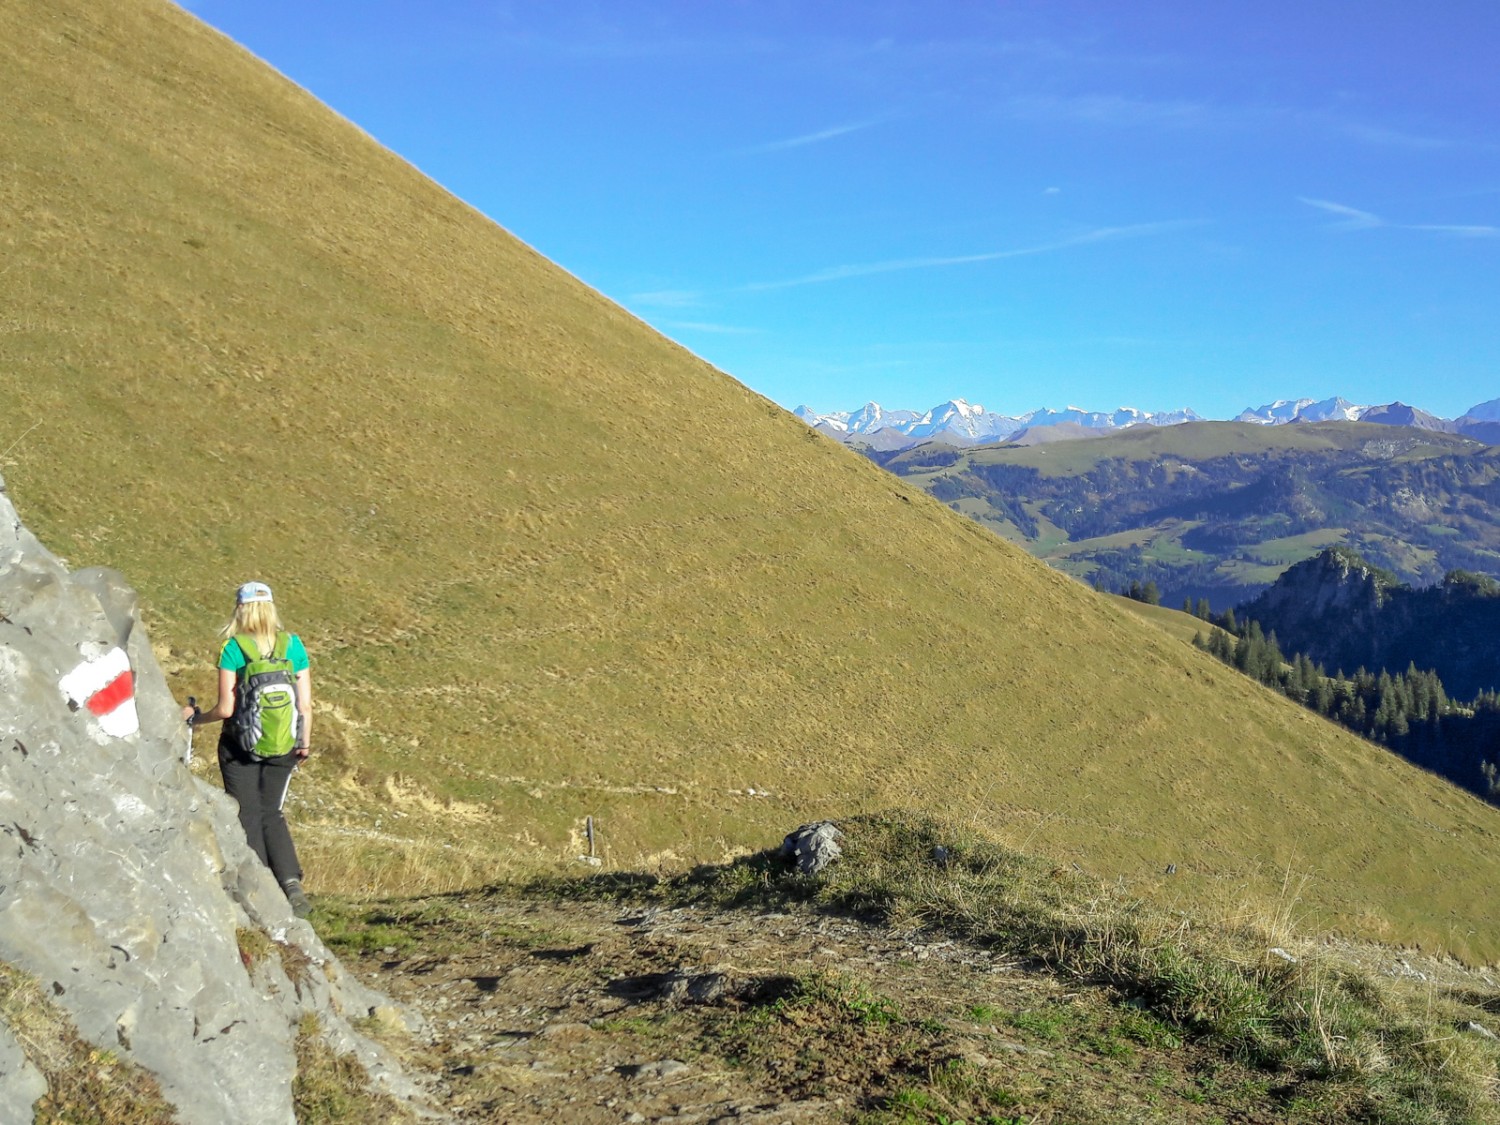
1461, 421, 1500, 444
1460, 399, 1500, 444
1358, 402, 1458, 433
8, 0, 1500, 958
1005, 422, 1111, 446
1465, 398, 1500, 423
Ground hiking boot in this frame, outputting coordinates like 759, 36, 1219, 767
282, 879, 312, 919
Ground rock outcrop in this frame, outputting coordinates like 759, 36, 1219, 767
0, 473, 422, 1123
1239, 546, 1500, 698
779, 821, 843, 876
1242, 547, 1392, 634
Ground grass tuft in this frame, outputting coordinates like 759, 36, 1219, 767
531, 810, 1500, 1124
291, 1013, 412, 1125
0, 961, 181, 1124
235, 926, 274, 970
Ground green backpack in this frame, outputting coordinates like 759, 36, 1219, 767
231, 633, 300, 758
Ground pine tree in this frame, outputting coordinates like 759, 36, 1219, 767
1311, 676, 1334, 715
1209, 629, 1234, 662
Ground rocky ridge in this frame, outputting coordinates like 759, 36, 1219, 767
0, 473, 426, 1124
1239, 546, 1500, 698
1241, 547, 1394, 628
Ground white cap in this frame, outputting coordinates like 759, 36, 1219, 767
236, 581, 273, 604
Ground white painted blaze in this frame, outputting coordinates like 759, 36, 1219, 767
59, 646, 141, 739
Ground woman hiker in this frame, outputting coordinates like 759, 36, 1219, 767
182, 581, 313, 918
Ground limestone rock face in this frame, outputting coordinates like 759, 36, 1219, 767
0, 474, 418, 1123
1250, 547, 1390, 622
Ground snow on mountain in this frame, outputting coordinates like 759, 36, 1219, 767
795, 393, 1490, 450
1236, 398, 1313, 424
1237, 397, 1365, 424
905, 399, 1023, 443
795, 399, 1198, 449
793, 404, 847, 432
793, 403, 919, 436
1020, 405, 1200, 429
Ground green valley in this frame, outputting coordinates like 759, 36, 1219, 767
869, 422, 1500, 609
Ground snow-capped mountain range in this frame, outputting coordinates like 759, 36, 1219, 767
1234, 397, 1365, 424
795, 395, 1500, 449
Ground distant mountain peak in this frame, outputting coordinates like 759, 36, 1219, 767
796, 399, 1202, 449
1462, 397, 1500, 423
796, 393, 1496, 451
1237, 397, 1364, 425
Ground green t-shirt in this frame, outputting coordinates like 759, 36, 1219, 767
218, 634, 309, 674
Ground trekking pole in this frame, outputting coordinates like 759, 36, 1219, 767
184, 696, 198, 766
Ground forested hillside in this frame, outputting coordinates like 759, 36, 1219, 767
870, 422, 1500, 607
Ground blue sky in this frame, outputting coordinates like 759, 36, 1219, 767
184, 1, 1498, 420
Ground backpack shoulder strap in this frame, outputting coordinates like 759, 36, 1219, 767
272, 632, 291, 661
234, 634, 262, 663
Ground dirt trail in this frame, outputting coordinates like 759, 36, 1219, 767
341, 895, 1294, 1124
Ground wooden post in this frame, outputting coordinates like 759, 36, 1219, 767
586, 815, 595, 859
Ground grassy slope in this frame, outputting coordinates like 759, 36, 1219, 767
1104, 595, 1227, 648
948, 421, 1483, 478
5, 0, 1500, 959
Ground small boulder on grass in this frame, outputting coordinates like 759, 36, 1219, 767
780, 821, 843, 875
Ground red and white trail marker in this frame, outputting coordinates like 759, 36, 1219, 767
59, 647, 140, 739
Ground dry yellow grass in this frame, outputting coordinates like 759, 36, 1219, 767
5, 0, 1500, 959
0, 962, 180, 1122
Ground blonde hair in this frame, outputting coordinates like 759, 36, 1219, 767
219, 600, 285, 656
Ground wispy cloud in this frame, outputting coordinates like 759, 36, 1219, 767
1000, 94, 1470, 152
739, 119, 884, 155
1301, 197, 1498, 237
1004, 94, 1210, 130
1409, 223, 1500, 238
741, 220, 1204, 292
1324, 118, 1457, 152
1299, 197, 1383, 230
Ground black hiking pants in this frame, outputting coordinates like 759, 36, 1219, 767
218, 734, 303, 887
